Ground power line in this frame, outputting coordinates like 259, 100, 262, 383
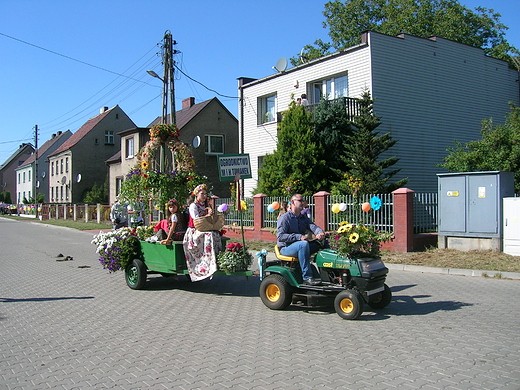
174, 65, 238, 99
0, 31, 150, 84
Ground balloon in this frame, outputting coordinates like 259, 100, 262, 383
331, 203, 341, 213
271, 201, 280, 210
362, 202, 371, 212
217, 203, 228, 212
339, 203, 347, 212
267, 205, 275, 213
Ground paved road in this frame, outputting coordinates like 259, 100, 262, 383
1, 217, 520, 390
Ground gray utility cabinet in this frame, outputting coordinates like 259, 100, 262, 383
437, 171, 515, 239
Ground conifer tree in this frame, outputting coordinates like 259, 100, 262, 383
257, 102, 328, 196
332, 91, 408, 194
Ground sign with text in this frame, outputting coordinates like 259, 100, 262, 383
218, 154, 252, 181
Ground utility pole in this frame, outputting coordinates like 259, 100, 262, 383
162, 31, 177, 125
33, 125, 39, 219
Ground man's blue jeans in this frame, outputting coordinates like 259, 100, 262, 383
280, 240, 320, 280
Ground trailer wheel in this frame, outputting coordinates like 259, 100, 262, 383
260, 274, 293, 310
368, 284, 392, 309
125, 259, 147, 290
334, 290, 363, 320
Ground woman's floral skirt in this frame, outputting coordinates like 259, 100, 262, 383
182, 227, 222, 281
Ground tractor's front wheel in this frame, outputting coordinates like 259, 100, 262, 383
125, 259, 147, 290
334, 290, 363, 320
368, 284, 392, 309
259, 274, 293, 310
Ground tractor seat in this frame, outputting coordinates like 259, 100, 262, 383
274, 245, 299, 262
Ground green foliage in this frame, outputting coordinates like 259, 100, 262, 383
83, 180, 108, 204
331, 91, 408, 195
313, 97, 354, 185
294, 0, 518, 68
217, 242, 253, 273
257, 102, 328, 196
0, 192, 4, 202
439, 104, 520, 192
3, 191, 12, 204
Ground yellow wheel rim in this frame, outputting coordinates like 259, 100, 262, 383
339, 298, 354, 313
265, 284, 281, 302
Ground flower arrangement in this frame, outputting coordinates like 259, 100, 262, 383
91, 228, 139, 273
217, 242, 253, 273
330, 221, 393, 259
149, 123, 179, 141
134, 225, 155, 241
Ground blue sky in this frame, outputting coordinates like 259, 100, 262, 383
1, 0, 518, 165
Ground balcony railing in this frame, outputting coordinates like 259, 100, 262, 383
277, 97, 361, 123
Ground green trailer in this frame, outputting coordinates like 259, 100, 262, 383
125, 240, 253, 289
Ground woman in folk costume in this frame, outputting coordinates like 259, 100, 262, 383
182, 184, 222, 281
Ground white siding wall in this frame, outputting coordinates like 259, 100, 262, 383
240, 31, 519, 196
15, 166, 33, 203
368, 32, 518, 192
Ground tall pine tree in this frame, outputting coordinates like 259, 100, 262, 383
332, 91, 408, 194
257, 102, 328, 196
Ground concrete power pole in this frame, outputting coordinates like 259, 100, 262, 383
162, 31, 177, 125
33, 125, 39, 218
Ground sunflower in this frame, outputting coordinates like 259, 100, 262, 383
141, 160, 149, 170
349, 233, 360, 243
339, 221, 350, 226
337, 225, 349, 234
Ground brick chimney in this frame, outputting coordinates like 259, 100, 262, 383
182, 97, 195, 109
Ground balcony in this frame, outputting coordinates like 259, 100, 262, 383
277, 97, 361, 123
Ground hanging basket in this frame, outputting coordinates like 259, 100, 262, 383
194, 214, 225, 232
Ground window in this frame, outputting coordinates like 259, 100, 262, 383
23, 172, 25, 183
258, 155, 265, 171
125, 137, 134, 158
204, 135, 224, 154
313, 74, 348, 104
105, 131, 114, 145
18, 173, 21, 184
51, 187, 54, 201
60, 159, 63, 174
51, 161, 54, 176
65, 157, 69, 173
258, 94, 276, 124
116, 177, 123, 196
60, 186, 63, 201
28, 170, 31, 182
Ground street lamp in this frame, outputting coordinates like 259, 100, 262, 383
147, 69, 168, 125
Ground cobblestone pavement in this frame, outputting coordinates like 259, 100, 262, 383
1, 217, 520, 390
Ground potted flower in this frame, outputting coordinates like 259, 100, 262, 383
91, 228, 140, 272
330, 221, 393, 259
217, 242, 253, 273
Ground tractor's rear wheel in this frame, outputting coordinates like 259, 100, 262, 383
259, 274, 293, 310
334, 290, 363, 320
368, 284, 392, 309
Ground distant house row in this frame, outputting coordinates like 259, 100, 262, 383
1, 97, 238, 206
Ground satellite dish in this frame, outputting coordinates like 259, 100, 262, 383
299, 47, 308, 64
273, 57, 288, 72
61, 176, 67, 185
76, 174, 82, 183
41, 171, 46, 178
192, 136, 201, 149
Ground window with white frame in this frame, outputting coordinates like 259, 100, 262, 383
312, 74, 348, 103
125, 137, 134, 158
204, 135, 224, 154
51, 161, 54, 176
105, 131, 114, 145
116, 177, 123, 196
258, 94, 276, 124
60, 159, 63, 174
65, 157, 69, 173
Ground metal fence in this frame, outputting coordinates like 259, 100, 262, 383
413, 192, 438, 233
327, 194, 394, 232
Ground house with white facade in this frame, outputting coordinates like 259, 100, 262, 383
15, 131, 72, 204
238, 31, 519, 196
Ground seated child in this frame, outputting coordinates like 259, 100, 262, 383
160, 199, 186, 244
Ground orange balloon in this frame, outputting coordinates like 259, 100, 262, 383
362, 202, 371, 212
271, 201, 280, 210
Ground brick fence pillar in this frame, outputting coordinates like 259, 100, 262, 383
392, 188, 415, 252
313, 191, 330, 231
253, 194, 266, 234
